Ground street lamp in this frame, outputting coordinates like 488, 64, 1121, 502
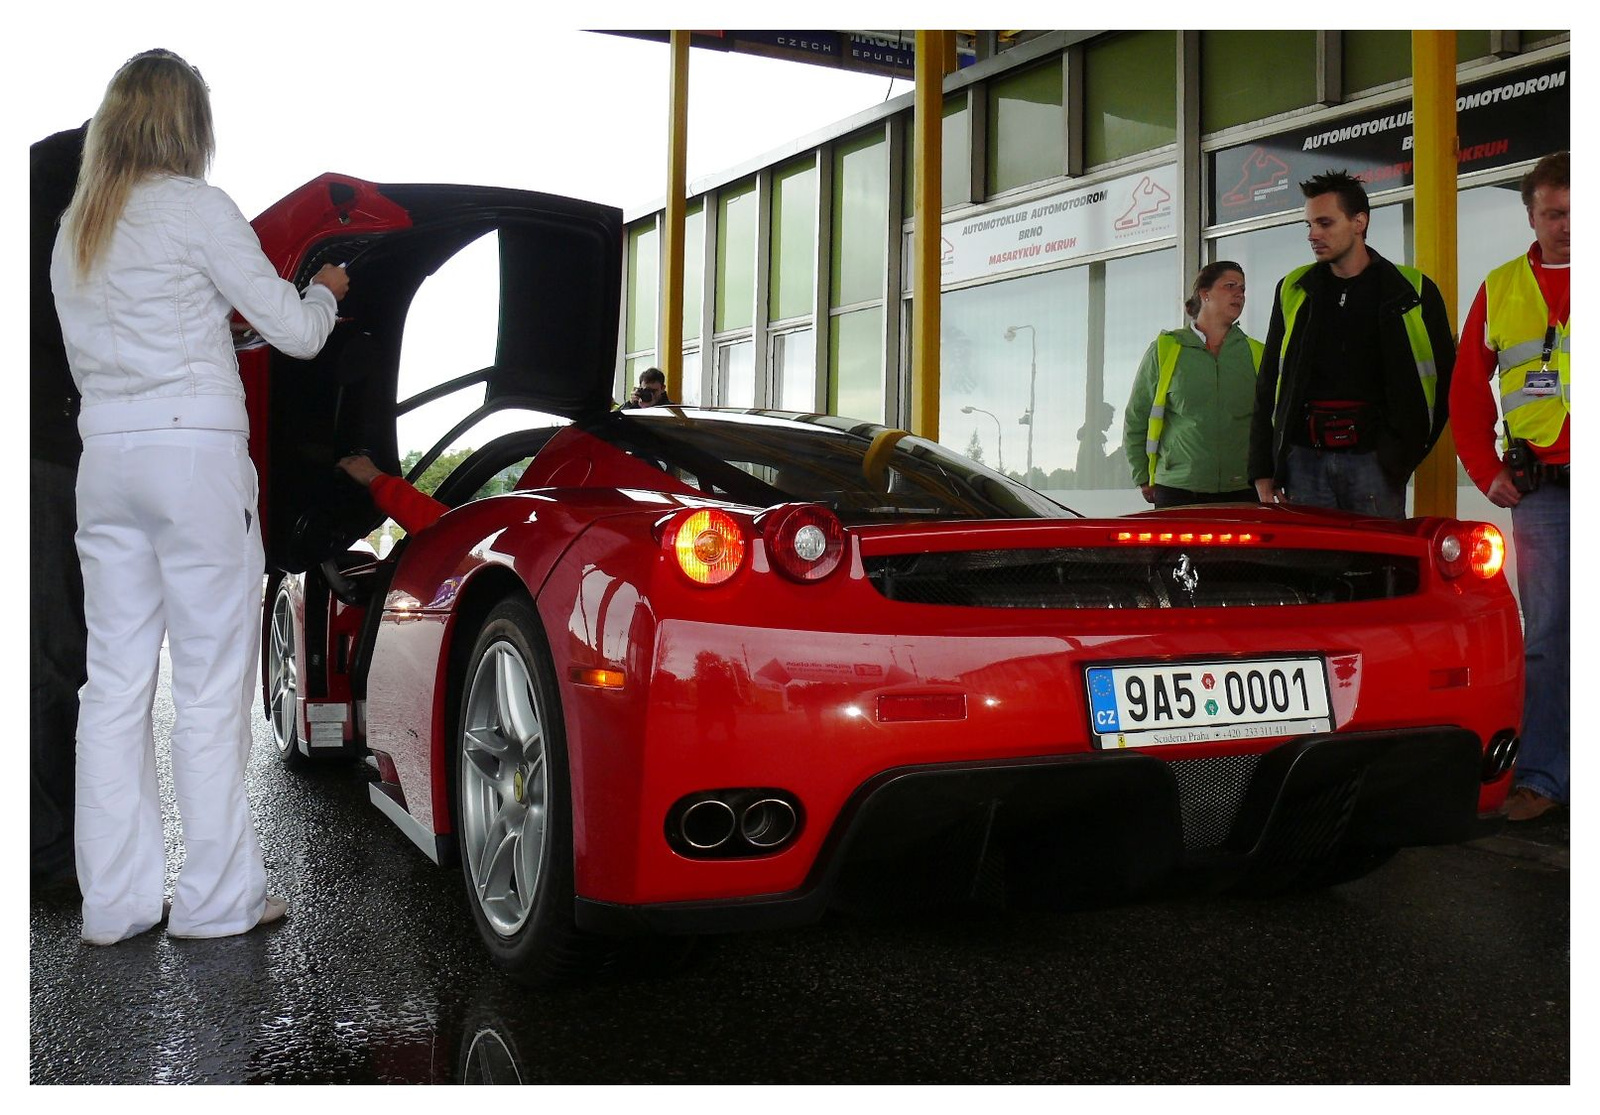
1005, 324, 1038, 476
960, 405, 1003, 473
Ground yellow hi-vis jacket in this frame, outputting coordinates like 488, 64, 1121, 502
1485, 254, 1570, 447
1274, 262, 1441, 424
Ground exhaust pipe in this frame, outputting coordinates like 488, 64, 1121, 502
741, 798, 798, 848
680, 799, 737, 850
1483, 730, 1520, 781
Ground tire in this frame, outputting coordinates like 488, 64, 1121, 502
454, 596, 615, 986
267, 584, 307, 770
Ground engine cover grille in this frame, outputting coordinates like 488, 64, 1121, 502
863, 546, 1419, 608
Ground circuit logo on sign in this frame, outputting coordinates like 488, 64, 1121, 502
1114, 176, 1172, 231
1220, 147, 1290, 209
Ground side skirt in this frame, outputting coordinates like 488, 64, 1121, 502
369, 782, 451, 865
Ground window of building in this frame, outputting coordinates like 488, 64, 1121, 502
771, 327, 818, 411
1201, 32, 1317, 132
938, 267, 1084, 489
682, 201, 704, 342
1085, 31, 1177, 165
829, 306, 884, 423
715, 181, 757, 333
1343, 30, 1496, 94
830, 131, 888, 418
986, 60, 1065, 194
678, 347, 702, 406
770, 159, 818, 323
831, 130, 889, 308
904, 93, 973, 213
623, 221, 659, 397
716, 338, 756, 407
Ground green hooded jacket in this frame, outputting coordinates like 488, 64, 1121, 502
1122, 324, 1261, 491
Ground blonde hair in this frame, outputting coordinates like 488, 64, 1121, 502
63, 49, 214, 277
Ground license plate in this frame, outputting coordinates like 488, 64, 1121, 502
1086, 658, 1331, 748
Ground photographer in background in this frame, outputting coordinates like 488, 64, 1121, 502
1450, 151, 1569, 824
622, 366, 673, 409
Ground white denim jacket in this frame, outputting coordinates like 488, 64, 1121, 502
50, 175, 337, 438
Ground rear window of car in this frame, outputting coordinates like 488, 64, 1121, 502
596, 410, 1075, 524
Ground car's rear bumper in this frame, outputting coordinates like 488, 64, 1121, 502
574, 726, 1490, 936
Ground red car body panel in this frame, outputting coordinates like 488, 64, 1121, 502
340, 430, 1522, 908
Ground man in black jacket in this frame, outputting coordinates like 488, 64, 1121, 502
32, 123, 88, 890
1248, 170, 1455, 519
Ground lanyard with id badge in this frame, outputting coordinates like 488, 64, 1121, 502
1522, 325, 1561, 398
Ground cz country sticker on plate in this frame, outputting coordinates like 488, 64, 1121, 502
1085, 657, 1332, 748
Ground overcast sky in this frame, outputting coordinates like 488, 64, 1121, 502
18, 11, 910, 218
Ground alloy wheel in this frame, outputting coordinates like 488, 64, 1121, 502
460, 641, 549, 937
269, 590, 299, 756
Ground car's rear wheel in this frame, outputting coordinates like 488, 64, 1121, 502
455, 596, 615, 985
267, 585, 306, 770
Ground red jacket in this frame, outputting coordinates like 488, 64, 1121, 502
370, 473, 448, 535
1450, 243, 1570, 491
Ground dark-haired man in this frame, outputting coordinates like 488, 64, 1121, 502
1450, 152, 1569, 823
623, 366, 674, 409
1248, 170, 1456, 519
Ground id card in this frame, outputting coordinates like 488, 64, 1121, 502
1524, 370, 1559, 397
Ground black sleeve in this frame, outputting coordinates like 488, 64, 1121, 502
1248, 282, 1288, 482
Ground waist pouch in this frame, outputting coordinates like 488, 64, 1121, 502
1305, 399, 1369, 450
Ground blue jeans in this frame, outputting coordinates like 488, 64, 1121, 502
31, 458, 86, 877
1284, 445, 1406, 519
1510, 483, 1568, 803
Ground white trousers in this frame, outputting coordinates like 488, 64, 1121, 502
75, 429, 267, 942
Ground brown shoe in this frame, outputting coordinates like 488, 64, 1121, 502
1502, 786, 1563, 822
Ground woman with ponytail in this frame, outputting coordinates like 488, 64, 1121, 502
1121, 261, 1263, 508
50, 49, 349, 944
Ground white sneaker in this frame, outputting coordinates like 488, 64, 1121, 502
168, 895, 288, 939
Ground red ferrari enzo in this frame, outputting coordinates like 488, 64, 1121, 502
244, 175, 1524, 986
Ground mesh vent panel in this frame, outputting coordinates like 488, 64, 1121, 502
1168, 753, 1264, 850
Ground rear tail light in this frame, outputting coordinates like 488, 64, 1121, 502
760, 503, 845, 582
1435, 522, 1505, 580
664, 508, 746, 585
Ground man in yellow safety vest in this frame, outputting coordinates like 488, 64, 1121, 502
1247, 170, 1456, 519
1450, 151, 1569, 823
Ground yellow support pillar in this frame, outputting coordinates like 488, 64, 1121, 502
1411, 30, 1459, 517
661, 31, 690, 401
910, 30, 957, 440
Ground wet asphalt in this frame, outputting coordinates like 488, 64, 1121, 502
29, 652, 1569, 1084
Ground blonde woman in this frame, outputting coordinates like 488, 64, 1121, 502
51, 50, 349, 944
